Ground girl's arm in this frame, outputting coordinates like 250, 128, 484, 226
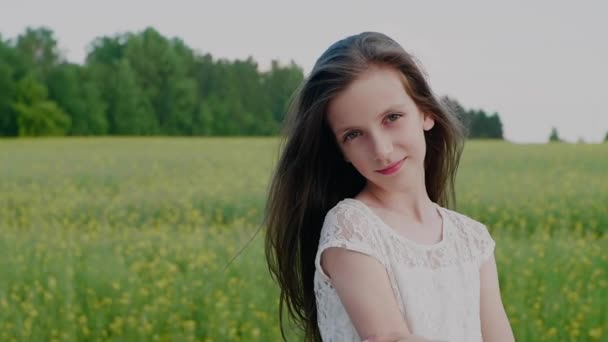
321, 247, 435, 341
480, 253, 515, 341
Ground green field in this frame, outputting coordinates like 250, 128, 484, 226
0, 138, 606, 341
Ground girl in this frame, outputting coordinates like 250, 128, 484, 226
264, 32, 514, 342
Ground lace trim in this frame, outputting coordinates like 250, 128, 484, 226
344, 199, 452, 250
341, 199, 495, 269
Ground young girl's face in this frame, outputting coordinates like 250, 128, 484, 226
326, 65, 435, 189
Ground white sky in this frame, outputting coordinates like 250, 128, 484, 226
2, 0, 607, 143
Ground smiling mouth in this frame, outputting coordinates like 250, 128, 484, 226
376, 157, 407, 173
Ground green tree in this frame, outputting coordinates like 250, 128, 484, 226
549, 127, 561, 143
2, 26, 316, 137
441, 96, 504, 140
470, 110, 488, 138
192, 101, 214, 135
487, 112, 504, 139
14, 101, 70, 136
47, 63, 108, 135
0, 35, 19, 136
86, 35, 126, 65
263, 60, 304, 130
14, 27, 62, 81
12, 74, 70, 136
118, 28, 198, 135
107, 59, 157, 135
86, 35, 158, 135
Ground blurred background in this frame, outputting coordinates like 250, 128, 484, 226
0, 0, 606, 341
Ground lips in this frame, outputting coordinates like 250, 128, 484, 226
376, 157, 406, 174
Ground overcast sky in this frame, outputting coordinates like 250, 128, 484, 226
2, 0, 606, 143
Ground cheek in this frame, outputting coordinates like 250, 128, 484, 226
344, 148, 369, 170
345, 149, 363, 165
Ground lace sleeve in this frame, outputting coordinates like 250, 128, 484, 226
474, 222, 496, 268
314, 203, 387, 282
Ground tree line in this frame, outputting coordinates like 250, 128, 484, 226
441, 96, 503, 139
0, 26, 506, 139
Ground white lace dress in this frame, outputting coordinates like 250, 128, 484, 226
314, 198, 496, 342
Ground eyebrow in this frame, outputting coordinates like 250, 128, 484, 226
335, 103, 407, 135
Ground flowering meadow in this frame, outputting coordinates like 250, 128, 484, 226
0, 138, 606, 341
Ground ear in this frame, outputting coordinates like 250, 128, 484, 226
423, 113, 435, 131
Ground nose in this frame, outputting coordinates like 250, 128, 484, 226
371, 132, 393, 162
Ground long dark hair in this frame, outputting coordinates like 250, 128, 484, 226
263, 31, 465, 341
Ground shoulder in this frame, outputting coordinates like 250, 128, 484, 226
442, 206, 496, 265
442, 206, 491, 238
320, 199, 371, 237
316, 199, 387, 278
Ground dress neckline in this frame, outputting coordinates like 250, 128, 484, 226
342, 198, 451, 250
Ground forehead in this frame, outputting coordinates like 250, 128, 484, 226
326, 65, 415, 129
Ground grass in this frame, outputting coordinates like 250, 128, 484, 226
0, 137, 606, 341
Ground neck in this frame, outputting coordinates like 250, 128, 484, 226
359, 169, 436, 223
